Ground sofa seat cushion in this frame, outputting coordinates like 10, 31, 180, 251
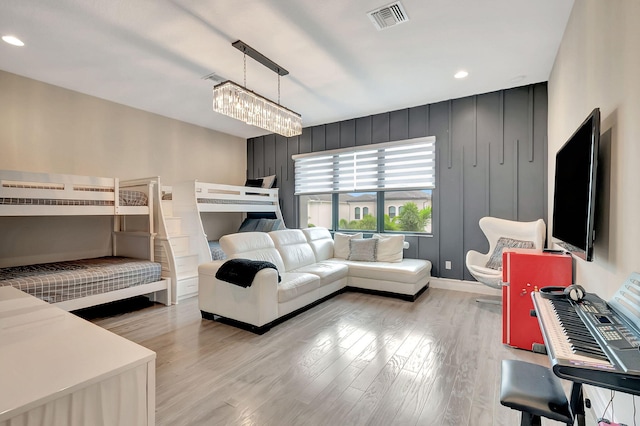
328, 258, 431, 285
292, 261, 349, 287
278, 272, 320, 303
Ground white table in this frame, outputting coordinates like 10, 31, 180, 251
0, 287, 156, 426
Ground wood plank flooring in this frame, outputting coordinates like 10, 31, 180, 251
88, 288, 572, 425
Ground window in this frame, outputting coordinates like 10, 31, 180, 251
294, 136, 436, 233
384, 190, 432, 233
299, 194, 332, 228
339, 192, 376, 231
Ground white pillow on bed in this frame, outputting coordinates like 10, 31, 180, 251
259, 175, 277, 188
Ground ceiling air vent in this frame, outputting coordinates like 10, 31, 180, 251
201, 72, 226, 83
368, 1, 409, 31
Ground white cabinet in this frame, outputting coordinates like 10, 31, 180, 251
0, 287, 156, 426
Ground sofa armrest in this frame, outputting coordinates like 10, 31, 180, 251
199, 261, 279, 327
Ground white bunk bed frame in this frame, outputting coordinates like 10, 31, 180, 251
163, 180, 282, 302
0, 170, 171, 310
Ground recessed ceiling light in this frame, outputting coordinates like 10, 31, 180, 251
454, 70, 469, 79
2, 35, 24, 47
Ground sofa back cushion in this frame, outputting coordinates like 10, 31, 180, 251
301, 227, 334, 262
269, 229, 317, 272
372, 234, 405, 263
219, 231, 286, 274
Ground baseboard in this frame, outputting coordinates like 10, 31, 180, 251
583, 385, 637, 424
429, 277, 502, 296
345, 282, 429, 302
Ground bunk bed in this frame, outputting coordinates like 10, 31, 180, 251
160, 180, 283, 302
0, 170, 171, 311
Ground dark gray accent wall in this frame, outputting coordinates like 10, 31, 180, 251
247, 83, 548, 280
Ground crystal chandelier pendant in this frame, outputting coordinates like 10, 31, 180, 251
211, 41, 302, 137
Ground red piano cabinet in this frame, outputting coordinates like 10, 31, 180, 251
502, 248, 572, 351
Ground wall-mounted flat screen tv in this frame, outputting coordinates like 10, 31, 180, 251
552, 107, 600, 261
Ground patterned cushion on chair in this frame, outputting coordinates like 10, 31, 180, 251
485, 237, 535, 270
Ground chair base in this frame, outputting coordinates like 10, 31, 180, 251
475, 297, 501, 305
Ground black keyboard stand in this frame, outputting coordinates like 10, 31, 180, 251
569, 382, 586, 426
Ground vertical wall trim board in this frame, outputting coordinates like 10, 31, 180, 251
473, 96, 478, 167
500, 91, 505, 165
528, 86, 534, 162
448, 101, 453, 169
461, 147, 465, 274
426, 104, 430, 135
486, 144, 491, 217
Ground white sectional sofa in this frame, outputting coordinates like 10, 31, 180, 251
198, 227, 432, 334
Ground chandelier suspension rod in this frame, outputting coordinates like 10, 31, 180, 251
232, 40, 289, 76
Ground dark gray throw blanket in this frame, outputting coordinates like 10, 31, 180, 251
215, 258, 281, 287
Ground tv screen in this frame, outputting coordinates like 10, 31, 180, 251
552, 108, 600, 261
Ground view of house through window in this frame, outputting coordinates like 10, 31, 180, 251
299, 194, 332, 228
339, 192, 377, 231
382, 190, 432, 233
294, 137, 436, 234
301, 190, 433, 233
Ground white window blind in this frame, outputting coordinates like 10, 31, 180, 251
293, 136, 436, 195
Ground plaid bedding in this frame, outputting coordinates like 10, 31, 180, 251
119, 190, 148, 206
0, 190, 148, 207
0, 257, 162, 303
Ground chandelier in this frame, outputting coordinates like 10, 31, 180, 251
213, 40, 302, 137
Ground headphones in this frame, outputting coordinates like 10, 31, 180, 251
540, 284, 586, 302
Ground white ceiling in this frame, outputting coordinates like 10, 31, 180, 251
0, 0, 574, 139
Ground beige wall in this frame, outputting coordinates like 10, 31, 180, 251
0, 70, 246, 184
548, 0, 640, 422
0, 70, 247, 265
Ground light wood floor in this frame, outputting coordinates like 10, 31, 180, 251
88, 288, 571, 426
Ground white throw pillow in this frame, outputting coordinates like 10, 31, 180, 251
372, 234, 404, 263
260, 175, 277, 188
333, 232, 363, 259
